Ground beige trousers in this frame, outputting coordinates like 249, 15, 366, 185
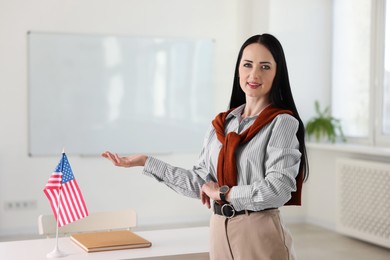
209, 209, 297, 260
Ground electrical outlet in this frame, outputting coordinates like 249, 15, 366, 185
4, 200, 37, 210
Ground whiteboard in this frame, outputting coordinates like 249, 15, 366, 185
28, 32, 214, 156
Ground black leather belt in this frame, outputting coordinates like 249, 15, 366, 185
213, 202, 276, 219
213, 202, 253, 218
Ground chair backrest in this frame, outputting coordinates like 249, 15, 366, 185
38, 208, 137, 238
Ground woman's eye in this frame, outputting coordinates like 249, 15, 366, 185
243, 63, 252, 68
261, 65, 271, 70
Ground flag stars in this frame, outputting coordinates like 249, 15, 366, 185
61, 158, 75, 183
53, 154, 75, 183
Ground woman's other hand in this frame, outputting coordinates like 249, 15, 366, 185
101, 151, 147, 167
201, 181, 221, 208
200, 190, 211, 209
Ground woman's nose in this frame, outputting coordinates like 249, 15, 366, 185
249, 68, 260, 80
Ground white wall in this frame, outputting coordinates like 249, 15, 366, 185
268, 0, 333, 121
0, 0, 333, 236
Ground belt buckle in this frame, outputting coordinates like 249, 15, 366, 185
221, 204, 235, 219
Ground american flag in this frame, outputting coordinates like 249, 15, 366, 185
44, 153, 88, 227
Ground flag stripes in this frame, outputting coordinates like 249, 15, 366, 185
43, 153, 88, 227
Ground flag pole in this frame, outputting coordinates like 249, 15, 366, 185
47, 151, 67, 258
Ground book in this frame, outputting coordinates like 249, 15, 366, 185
70, 230, 152, 253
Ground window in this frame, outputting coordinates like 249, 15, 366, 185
375, 0, 390, 146
383, 1, 390, 136
332, 0, 390, 147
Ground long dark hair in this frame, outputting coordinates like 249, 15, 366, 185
229, 34, 309, 181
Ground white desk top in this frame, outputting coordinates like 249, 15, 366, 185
0, 226, 209, 260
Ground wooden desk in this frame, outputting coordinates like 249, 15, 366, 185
0, 226, 209, 260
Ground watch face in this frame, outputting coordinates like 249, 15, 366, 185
220, 185, 229, 193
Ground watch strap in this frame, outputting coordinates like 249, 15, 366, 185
220, 192, 227, 203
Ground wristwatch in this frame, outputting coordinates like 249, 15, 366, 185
219, 185, 230, 203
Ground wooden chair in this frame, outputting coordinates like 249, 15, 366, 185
38, 208, 137, 238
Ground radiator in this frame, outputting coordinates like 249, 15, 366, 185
336, 158, 390, 248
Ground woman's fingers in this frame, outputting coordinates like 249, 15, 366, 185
101, 151, 123, 166
200, 191, 211, 209
205, 196, 210, 209
101, 151, 110, 158
113, 153, 122, 165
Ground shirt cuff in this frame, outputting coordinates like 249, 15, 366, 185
142, 156, 167, 181
229, 185, 252, 212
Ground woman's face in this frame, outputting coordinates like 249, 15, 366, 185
238, 43, 276, 101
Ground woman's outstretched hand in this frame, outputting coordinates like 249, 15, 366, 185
101, 151, 148, 167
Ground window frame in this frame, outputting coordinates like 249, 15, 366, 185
374, 0, 390, 147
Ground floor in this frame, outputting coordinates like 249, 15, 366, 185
1, 223, 389, 259
290, 224, 390, 260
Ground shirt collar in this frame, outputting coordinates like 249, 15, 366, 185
226, 104, 245, 120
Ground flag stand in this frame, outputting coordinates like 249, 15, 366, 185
47, 153, 67, 258
47, 187, 67, 258
44, 150, 88, 258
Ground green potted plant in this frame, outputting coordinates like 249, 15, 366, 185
305, 101, 346, 143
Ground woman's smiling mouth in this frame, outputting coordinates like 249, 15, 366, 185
247, 82, 261, 89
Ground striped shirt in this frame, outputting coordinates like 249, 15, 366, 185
142, 104, 302, 211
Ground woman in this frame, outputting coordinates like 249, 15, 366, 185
102, 34, 308, 260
